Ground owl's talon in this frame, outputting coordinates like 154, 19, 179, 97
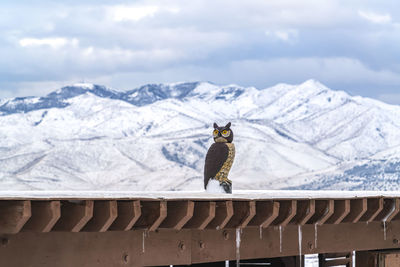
220, 181, 232, 194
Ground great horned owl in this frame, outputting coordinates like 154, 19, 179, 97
204, 122, 235, 193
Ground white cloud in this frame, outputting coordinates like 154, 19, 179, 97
81, 47, 188, 73
265, 29, 298, 42
358, 10, 392, 24
107, 4, 181, 22
226, 57, 400, 87
109, 5, 160, 22
2, 0, 400, 101
19, 37, 79, 49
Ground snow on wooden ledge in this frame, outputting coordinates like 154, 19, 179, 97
1, 190, 400, 200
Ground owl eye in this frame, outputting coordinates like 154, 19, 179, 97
213, 130, 219, 137
221, 130, 230, 137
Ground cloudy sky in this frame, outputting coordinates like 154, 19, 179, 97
1, 0, 400, 103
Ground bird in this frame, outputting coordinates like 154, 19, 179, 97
204, 122, 235, 193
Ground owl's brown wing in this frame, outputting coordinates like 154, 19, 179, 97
204, 143, 229, 188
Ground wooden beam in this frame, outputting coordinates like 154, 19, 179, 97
184, 201, 216, 230
134, 201, 167, 231
160, 201, 194, 230
207, 201, 233, 230
225, 201, 256, 228
360, 198, 384, 222
326, 200, 350, 224
53, 200, 93, 232
248, 201, 280, 228
22, 201, 60, 232
308, 200, 334, 225
0, 201, 31, 234
109, 200, 141, 231
82, 201, 118, 232
291, 200, 315, 225
374, 198, 400, 222
272, 200, 297, 227
342, 198, 367, 223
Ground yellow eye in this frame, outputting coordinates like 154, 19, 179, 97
213, 130, 219, 136
221, 130, 230, 137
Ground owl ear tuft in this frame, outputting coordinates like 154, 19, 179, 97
225, 122, 231, 128
213, 123, 218, 129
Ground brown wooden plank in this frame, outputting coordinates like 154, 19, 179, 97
383, 253, 400, 266
133, 201, 167, 231
82, 200, 118, 232
53, 200, 93, 232
184, 201, 216, 230
291, 200, 315, 225
248, 201, 280, 228
0, 200, 31, 234
342, 198, 367, 223
240, 201, 256, 228
207, 201, 233, 230
22, 201, 60, 232
326, 200, 350, 224
374, 198, 400, 222
5, 220, 400, 266
360, 198, 384, 222
355, 251, 377, 267
109, 200, 141, 231
150, 201, 167, 231
225, 201, 256, 228
160, 201, 194, 230
385, 198, 400, 222
308, 200, 334, 225
272, 200, 296, 227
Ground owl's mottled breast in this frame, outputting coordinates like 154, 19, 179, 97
214, 143, 235, 183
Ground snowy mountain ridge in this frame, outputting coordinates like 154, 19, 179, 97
1, 79, 400, 191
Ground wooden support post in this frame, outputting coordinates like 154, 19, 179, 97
22, 201, 60, 232
82, 200, 118, 232
309, 200, 334, 225
109, 200, 141, 231
0, 201, 31, 234
343, 198, 367, 223
225, 201, 256, 228
361, 198, 384, 222
53, 200, 93, 232
374, 198, 400, 222
134, 201, 167, 231
292, 200, 315, 225
326, 200, 350, 224
272, 200, 297, 227
160, 201, 194, 230
248, 201, 280, 228
184, 201, 216, 230
207, 201, 233, 230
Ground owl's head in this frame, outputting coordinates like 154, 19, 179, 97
212, 122, 233, 143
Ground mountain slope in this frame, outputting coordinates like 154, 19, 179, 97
1, 80, 400, 191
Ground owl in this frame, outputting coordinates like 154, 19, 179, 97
204, 122, 235, 193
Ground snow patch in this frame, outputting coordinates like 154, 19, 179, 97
205, 179, 226, 193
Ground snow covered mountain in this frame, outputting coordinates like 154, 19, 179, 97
1, 79, 400, 191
